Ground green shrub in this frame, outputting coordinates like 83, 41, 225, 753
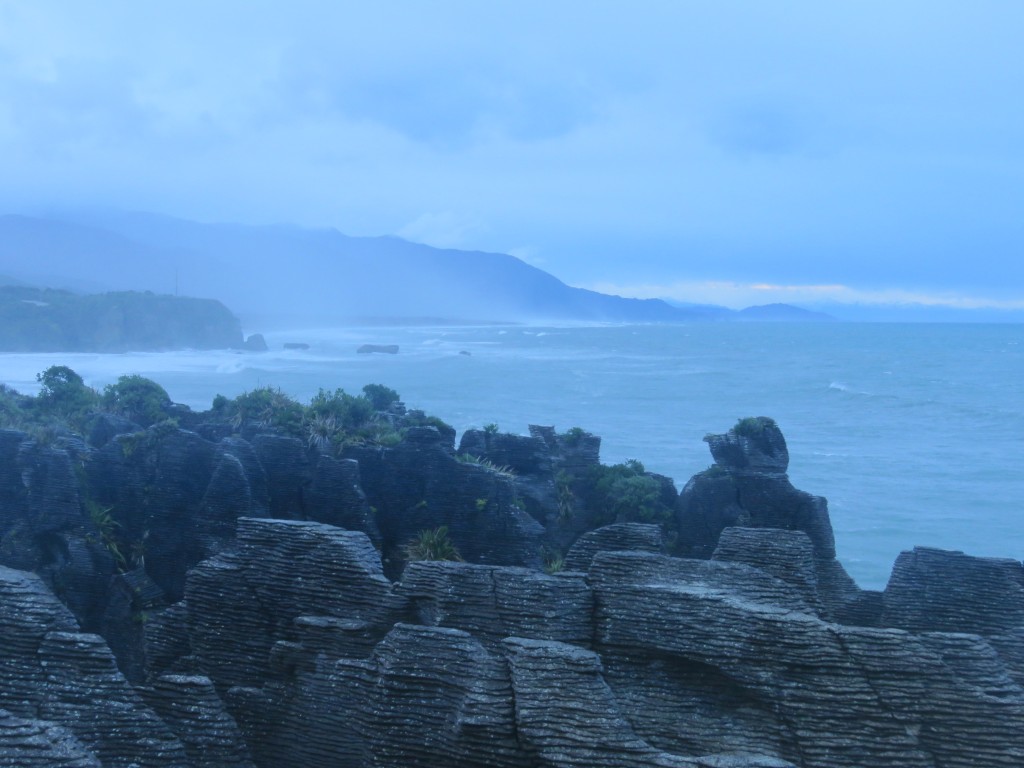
102, 374, 170, 427
305, 413, 339, 450
563, 426, 587, 446
404, 526, 463, 562
541, 546, 565, 574
220, 386, 305, 436
585, 460, 671, 526
734, 416, 777, 438
309, 388, 375, 432
0, 384, 28, 429
362, 383, 401, 411
35, 366, 99, 427
86, 501, 126, 570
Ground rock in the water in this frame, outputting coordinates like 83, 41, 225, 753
241, 333, 268, 352
676, 418, 838, 565
356, 343, 398, 354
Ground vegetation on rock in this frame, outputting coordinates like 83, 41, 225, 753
404, 526, 463, 562
585, 459, 673, 527
102, 375, 172, 428
733, 415, 777, 438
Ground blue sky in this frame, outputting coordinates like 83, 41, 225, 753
1, 1, 1022, 309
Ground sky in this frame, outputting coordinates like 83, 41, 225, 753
1, 1, 1022, 309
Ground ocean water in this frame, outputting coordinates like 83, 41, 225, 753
2, 322, 1022, 590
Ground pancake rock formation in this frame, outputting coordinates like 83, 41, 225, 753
1, 412, 1023, 767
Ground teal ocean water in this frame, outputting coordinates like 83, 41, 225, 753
3, 322, 1022, 590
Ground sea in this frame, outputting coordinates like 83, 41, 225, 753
2, 322, 1022, 591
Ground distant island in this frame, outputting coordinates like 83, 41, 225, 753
0, 285, 244, 352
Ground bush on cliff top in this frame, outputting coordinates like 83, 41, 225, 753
211, 382, 438, 451
35, 365, 100, 430
2, 367, 435, 455
733, 416, 777, 438
0, 383, 29, 429
585, 459, 673, 526
102, 375, 171, 428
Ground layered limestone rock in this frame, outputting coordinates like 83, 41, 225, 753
564, 522, 664, 572
677, 418, 834, 557
400, 560, 593, 650
590, 549, 1024, 767
0, 708, 100, 768
677, 418, 863, 619
503, 637, 794, 768
348, 426, 545, 575
143, 674, 255, 768
182, 518, 403, 689
882, 546, 1024, 634
4, 413, 1024, 767
0, 565, 190, 767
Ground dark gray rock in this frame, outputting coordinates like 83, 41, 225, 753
356, 343, 398, 354
241, 333, 268, 352
180, 518, 403, 689
712, 527, 824, 616
304, 455, 380, 542
503, 637, 793, 767
589, 550, 1024, 767
251, 434, 308, 520
0, 708, 101, 768
458, 428, 553, 475
704, 417, 788, 474
400, 560, 592, 650
564, 522, 664, 572
144, 674, 255, 768
0, 566, 188, 767
881, 546, 1024, 634
677, 419, 835, 559
349, 430, 544, 576
86, 412, 140, 448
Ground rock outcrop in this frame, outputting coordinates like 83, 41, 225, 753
2, 411, 1024, 767
677, 417, 862, 619
0, 566, 192, 767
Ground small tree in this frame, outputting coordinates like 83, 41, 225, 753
586, 460, 672, 526
35, 366, 98, 426
102, 375, 171, 427
362, 383, 400, 411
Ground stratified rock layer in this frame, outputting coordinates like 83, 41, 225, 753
0, 566, 189, 767
2, 415, 1024, 767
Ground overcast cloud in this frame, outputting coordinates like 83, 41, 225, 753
1, 1, 1022, 307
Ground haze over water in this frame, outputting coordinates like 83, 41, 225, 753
3, 321, 1020, 590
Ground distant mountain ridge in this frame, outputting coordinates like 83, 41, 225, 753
0, 212, 827, 326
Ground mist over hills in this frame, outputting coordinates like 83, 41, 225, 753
0, 212, 705, 326
0, 212, 839, 327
